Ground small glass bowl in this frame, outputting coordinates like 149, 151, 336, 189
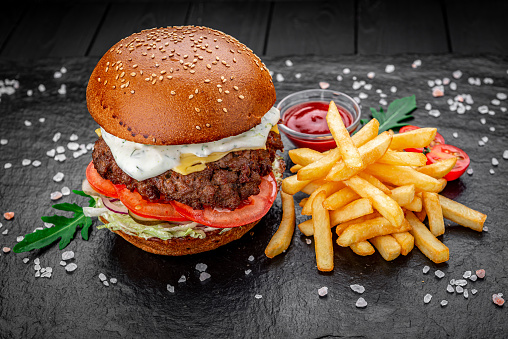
277, 89, 361, 152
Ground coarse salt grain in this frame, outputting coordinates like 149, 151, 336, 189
463, 271, 472, 279
456, 286, 464, 293
0, 139, 7, 145
452, 70, 462, 79
367, 72, 375, 79
489, 169, 495, 175
38, 84, 46, 92
385, 65, 395, 73
69, 134, 78, 141
476, 269, 486, 278
492, 158, 499, 166
255, 294, 263, 299
199, 272, 211, 281
425, 103, 432, 110
53, 132, 61, 142
493, 294, 505, 306
32, 160, 41, 167
99, 273, 107, 281
464, 289, 469, 299
50, 192, 63, 200
435, 270, 445, 278
318, 287, 328, 297
4, 163, 12, 169
284, 60, 293, 67
343, 68, 351, 74
195, 263, 207, 272
480, 118, 486, 124
103, 281, 109, 287
54, 71, 62, 79
319, 82, 330, 89
67, 142, 79, 151
350, 284, 365, 294
110, 278, 117, 284
275, 74, 284, 82
22, 159, 31, 166
62, 250, 74, 260
2, 247, 11, 253
489, 127, 495, 132
390, 86, 397, 93
471, 289, 477, 295
295, 73, 302, 79
467, 168, 474, 175
478, 105, 489, 114
60, 261, 67, 266
24, 120, 32, 127
4, 212, 14, 220
248, 255, 255, 262
245, 269, 252, 275
447, 285, 454, 293
455, 279, 468, 286
56, 146, 65, 153
412, 59, 421, 68
178, 275, 186, 283
337, 75, 343, 81
440, 300, 448, 307
450, 82, 457, 90
423, 265, 430, 274
167, 284, 175, 293
469, 275, 478, 282
53, 172, 64, 182
61, 67, 67, 74
491, 99, 500, 106
46, 149, 56, 157
2, 229, 8, 235
27, 90, 33, 96
453, 132, 458, 138
305, 238, 312, 245
429, 109, 441, 117
356, 297, 367, 308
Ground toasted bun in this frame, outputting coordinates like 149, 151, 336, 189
87, 26, 276, 145
100, 217, 259, 256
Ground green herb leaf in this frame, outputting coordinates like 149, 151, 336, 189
369, 95, 417, 133
13, 190, 94, 253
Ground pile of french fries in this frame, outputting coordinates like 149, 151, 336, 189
265, 101, 487, 272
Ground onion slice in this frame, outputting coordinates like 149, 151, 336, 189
102, 197, 129, 215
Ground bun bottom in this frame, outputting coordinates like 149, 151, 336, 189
100, 217, 259, 256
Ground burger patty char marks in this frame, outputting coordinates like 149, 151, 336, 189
92, 131, 284, 210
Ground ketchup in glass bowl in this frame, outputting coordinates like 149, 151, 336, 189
277, 89, 361, 152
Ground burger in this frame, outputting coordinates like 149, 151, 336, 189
83, 26, 285, 255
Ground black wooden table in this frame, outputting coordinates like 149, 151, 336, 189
1, 0, 508, 59
0, 53, 507, 338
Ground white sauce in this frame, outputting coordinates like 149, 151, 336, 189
101, 107, 280, 181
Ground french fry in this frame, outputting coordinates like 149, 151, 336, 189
436, 178, 447, 193
326, 132, 392, 182
351, 118, 380, 148
403, 195, 423, 212
297, 148, 342, 181
391, 231, 414, 255
298, 198, 373, 236
290, 164, 302, 173
357, 172, 391, 195
416, 157, 457, 179
301, 181, 345, 215
327, 101, 363, 170
364, 163, 443, 192
282, 175, 311, 195
390, 184, 415, 207
415, 209, 427, 222
298, 198, 308, 208
378, 150, 428, 167
438, 195, 486, 232
406, 211, 449, 263
265, 192, 296, 258
312, 191, 334, 271
323, 187, 360, 210
369, 235, 401, 261
336, 217, 411, 247
301, 179, 327, 195
390, 128, 437, 150
350, 241, 376, 256
422, 192, 445, 236
288, 148, 324, 166
344, 175, 404, 227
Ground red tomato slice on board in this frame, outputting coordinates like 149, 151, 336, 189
426, 144, 470, 181
115, 185, 189, 222
171, 174, 278, 228
399, 125, 445, 153
86, 161, 119, 198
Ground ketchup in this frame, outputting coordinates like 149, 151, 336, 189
282, 101, 354, 152
284, 101, 353, 134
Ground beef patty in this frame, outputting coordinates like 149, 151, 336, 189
92, 131, 284, 210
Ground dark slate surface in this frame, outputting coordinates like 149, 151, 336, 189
0, 55, 507, 338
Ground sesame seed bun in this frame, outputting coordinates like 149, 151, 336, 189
101, 216, 259, 256
86, 26, 276, 145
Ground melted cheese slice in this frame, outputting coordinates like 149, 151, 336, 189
98, 107, 280, 181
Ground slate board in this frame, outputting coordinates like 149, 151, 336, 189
0, 54, 507, 338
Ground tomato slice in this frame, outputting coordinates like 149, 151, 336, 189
86, 161, 119, 198
171, 174, 278, 228
426, 144, 470, 181
115, 185, 189, 222
399, 125, 445, 153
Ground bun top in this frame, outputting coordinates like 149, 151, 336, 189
86, 26, 276, 145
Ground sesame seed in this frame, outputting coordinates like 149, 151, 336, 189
151, 54, 155, 59
190, 70, 195, 74
167, 76, 173, 80
239, 95, 244, 99
204, 79, 211, 83
223, 108, 227, 112
145, 78, 150, 81
130, 72, 136, 76
206, 123, 211, 127
195, 89, 199, 94
206, 64, 211, 69
98, 77, 101, 82
233, 86, 239, 90
161, 70, 167, 74
189, 95, 194, 99
140, 70, 143, 75
195, 107, 200, 112
196, 125, 201, 130
152, 79, 156, 84
217, 99, 222, 102
133, 64, 138, 68
171, 91, 176, 95
104, 80, 108, 85
131, 90, 135, 94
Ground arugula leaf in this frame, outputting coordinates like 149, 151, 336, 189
13, 190, 96, 253
369, 95, 417, 133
